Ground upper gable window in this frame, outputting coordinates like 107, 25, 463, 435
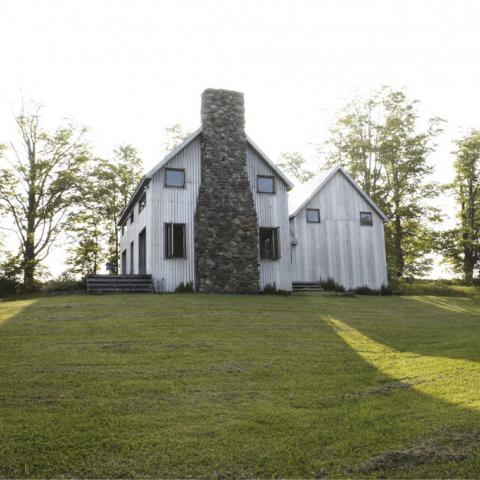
306, 208, 320, 223
360, 211, 373, 226
257, 175, 275, 194
139, 192, 146, 213
165, 168, 185, 188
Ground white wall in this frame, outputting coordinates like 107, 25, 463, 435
118, 188, 150, 275
247, 146, 292, 291
291, 171, 388, 290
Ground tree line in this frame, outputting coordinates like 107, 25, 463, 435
279, 87, 480, 285
0, 101, 188, 292
1, 90, 479, 291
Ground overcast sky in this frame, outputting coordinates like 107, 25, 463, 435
1, 0, 479, 276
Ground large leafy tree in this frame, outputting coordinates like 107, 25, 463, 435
325, 87, 444, 279
0, 104, 89, 289
277, 151, 315, 183
441, 130, 480, 284
66, 146, 143, 275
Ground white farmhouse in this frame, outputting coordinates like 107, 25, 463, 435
110, 88, 388, 294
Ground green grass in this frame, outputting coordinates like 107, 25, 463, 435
1, 293, 480, 478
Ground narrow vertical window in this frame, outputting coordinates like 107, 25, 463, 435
129, 211, 134, 224
259, 227, 280, 260
130, 241, 134, 274
165, 223, 186, 258
139, 192, 146, 213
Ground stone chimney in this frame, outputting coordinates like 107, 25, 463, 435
194, 89, 260, 293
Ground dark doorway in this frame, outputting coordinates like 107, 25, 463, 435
121, 250, 127, 274
138, 228, 147, 274
130, 241, 134, 274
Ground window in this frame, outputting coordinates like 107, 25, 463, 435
259, 227, 280, 260
129, 210, 134, 224
121, 249, 127, 274
360, 211, 373, 226
121, 224, 126, 236
139, 192, 146, 213
306, 208, 321, 223
257, 175, 275, 194
130, 241, 134, 274
165, 223, 186, 258
165, 168, 185, 188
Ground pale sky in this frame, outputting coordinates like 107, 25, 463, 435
1, 0, 479, 277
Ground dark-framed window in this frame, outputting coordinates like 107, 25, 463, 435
121, 224, 126, 236
259, 227, 280, 260
165, 168, 185, 188
130, 241, 134, 274
306, 208, 321, 223
129, 211, 134, 224
165, 223, 186, 258
139, 192, 146, 213
257, 175, 275, 194
360, 211, 373, 226
121, 249, 127, 274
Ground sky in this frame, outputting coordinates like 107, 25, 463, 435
1, 0, 479, 276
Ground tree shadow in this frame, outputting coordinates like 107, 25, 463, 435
1, 295, 480, 478
328, 295, 480, 363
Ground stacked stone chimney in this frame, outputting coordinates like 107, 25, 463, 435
194, 89, 260, 293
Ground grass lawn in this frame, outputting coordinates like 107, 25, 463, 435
1, 293, 480, 478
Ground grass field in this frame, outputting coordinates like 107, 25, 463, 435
1, 293, 480, 478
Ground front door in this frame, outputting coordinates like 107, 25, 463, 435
138, 228, 146, 274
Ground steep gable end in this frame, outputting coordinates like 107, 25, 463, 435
288, 165, 388, 222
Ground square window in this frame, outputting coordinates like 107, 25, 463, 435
257, 175, 275, 194
306, 208, 321, 223
360, 211, 373, 226
259, 227, 280, 260
165, 168, 185, 188
165, 223, 186, 258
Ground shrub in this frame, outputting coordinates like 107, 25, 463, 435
262, 283, 291, 296
175, 281, 194, 293
44, 273, 85, 293
319, 278, 345, 292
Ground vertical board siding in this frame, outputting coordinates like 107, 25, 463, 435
150, 136, 202, 292
291, 171, 388, 290
119, 190, 150, 275
247, 146, 292, 291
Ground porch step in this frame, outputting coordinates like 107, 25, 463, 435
86, 274, 153, 294
292, 282, 324, 293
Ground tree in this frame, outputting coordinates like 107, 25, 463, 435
441, 130, 480, 284
163, 124, 190, 153
65, 163, 107, 275
0, 104, 89, 290
277, 151, 315, 183
325, 87, 444, 279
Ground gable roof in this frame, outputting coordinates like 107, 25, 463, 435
288, 165, 388, 222
118, 128, 294, 226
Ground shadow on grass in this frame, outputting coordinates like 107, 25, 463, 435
328, 295, 480, 363
1, 294, 480, 478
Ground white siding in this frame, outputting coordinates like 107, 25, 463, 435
291, 170, 387, 290
119, 189, 150, 275
149, 136, 202, 292
247, 146, 292, 291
